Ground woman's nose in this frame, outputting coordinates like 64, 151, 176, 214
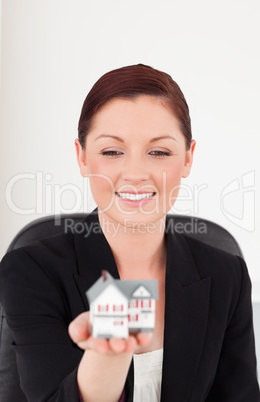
121, 156, 150, 183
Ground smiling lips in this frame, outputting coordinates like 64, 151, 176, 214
116, 191, 155, 200
115, 191, 156, 206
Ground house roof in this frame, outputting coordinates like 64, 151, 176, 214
86, 271, 158, 303
116, 281, 158, 300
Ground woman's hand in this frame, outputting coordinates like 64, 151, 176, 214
69, 312, 150, 401
68, 311, 152, 354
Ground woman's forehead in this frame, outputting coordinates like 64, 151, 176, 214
88, 96, 182, 137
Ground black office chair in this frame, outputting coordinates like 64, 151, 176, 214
0, 213, 243, 402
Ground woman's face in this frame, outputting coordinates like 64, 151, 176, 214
76, 95, 195, 228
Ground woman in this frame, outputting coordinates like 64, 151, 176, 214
0, 64, 259, 402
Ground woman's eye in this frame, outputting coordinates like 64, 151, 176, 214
101, 150, 123, 157
149, 150, 171, 157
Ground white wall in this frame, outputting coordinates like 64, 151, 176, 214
1, 0, 260, 297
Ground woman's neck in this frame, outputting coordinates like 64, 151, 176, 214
98, 212, 167, 279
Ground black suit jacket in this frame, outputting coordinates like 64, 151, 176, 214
0, 210, 259, 401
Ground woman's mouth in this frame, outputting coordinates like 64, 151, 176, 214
116, 192, 155, 200
115, 191, 156, 206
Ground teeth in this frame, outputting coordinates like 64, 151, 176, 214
117, 192, 154, 201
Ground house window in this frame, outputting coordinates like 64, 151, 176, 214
113, 304, 124, 312
97, 304, 109, 312
128, 314, 139, 322
129, 300, 138, 308
141, 300, 152, 308
113, 320, 124, 326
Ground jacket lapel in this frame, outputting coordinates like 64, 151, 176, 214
161, 223, 211, 401
72, 209, 134, 400
73, 209, 120, 310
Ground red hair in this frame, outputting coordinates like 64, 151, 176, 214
78, 64, 192, 149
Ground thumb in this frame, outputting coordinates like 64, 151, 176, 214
68, 311, 91, 343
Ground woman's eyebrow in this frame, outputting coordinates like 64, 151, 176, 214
94, 134, 177, 143
94, 134, 124, 142
149, 135, 177, 143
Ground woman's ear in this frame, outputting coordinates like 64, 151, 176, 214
182, 140, 196, 178
75, 139, 88, 177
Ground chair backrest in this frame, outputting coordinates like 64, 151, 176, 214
0, 213, 243, 401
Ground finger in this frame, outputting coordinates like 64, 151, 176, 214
124, 335, 138, 352
68, 312, 91, 343
109, 337, 127, 353
136, 332, 153, 345
79, 336, 110, 353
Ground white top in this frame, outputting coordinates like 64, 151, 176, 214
133, 348, 163, 402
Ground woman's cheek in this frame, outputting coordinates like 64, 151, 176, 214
87, 161, 116, 210
164, 167, 184, 210
88, 158, 117, 177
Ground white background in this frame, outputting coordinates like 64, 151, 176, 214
0, 0, 260, 298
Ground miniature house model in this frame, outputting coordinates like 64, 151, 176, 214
86, 271, 158, 338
